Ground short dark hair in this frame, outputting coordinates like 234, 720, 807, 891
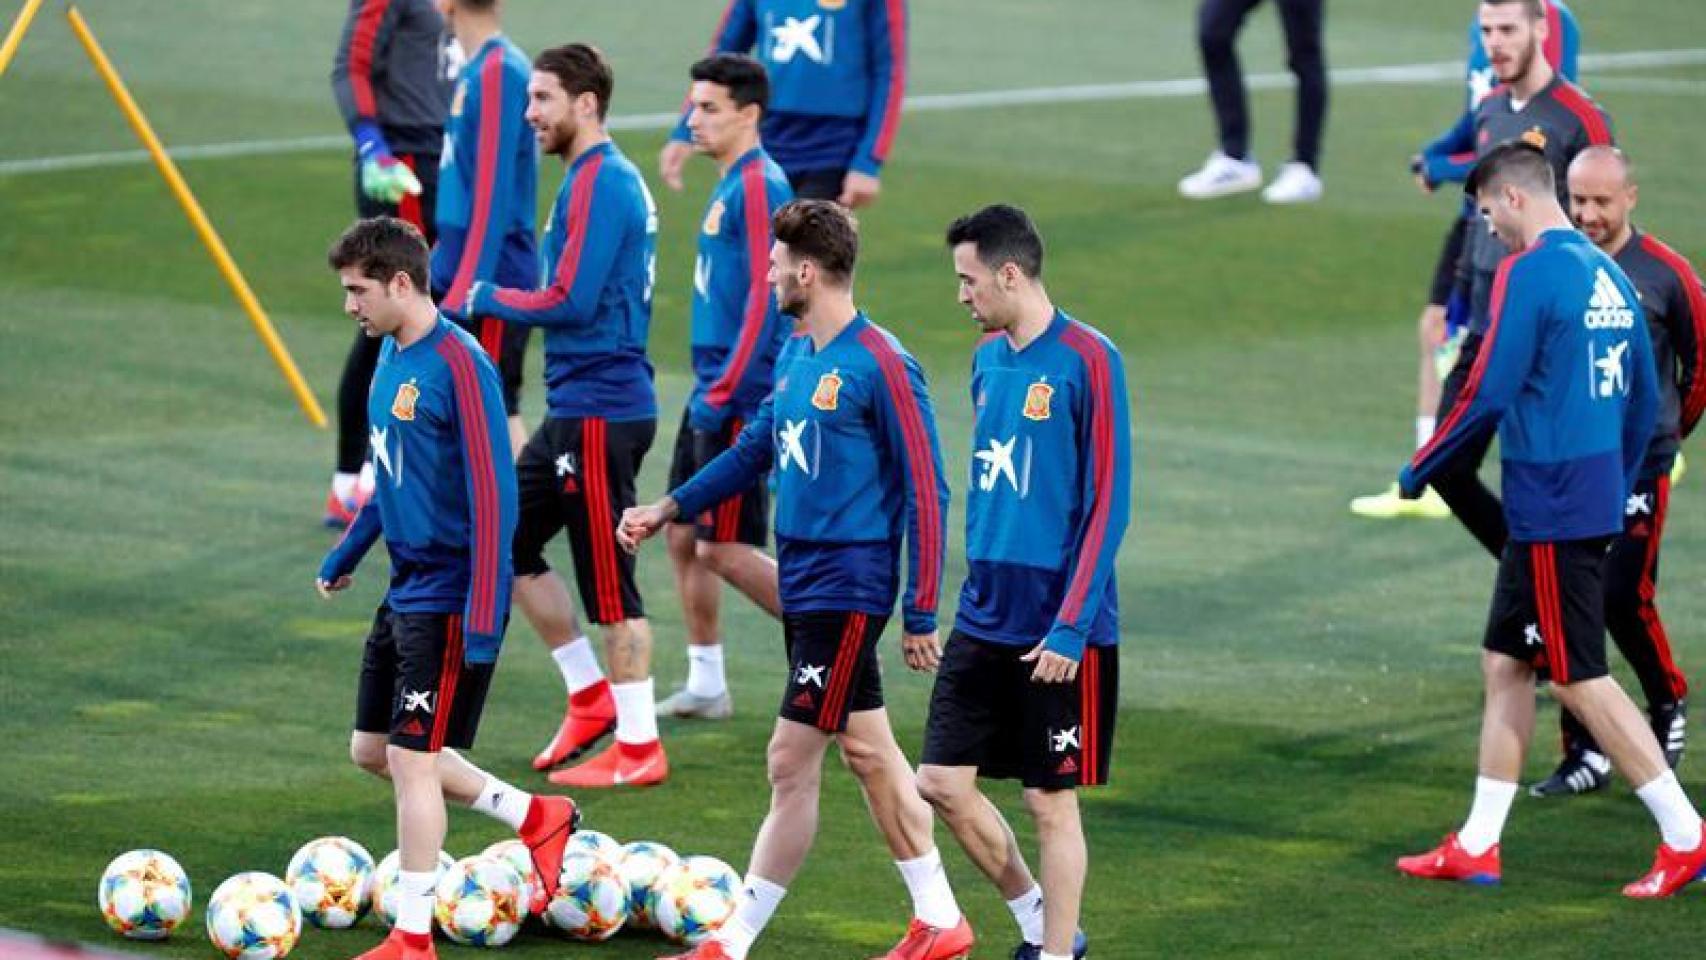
534, 43, 614, 121
455, 0, 499, 12
1481, 0, 1544, 20
690, 53, 769, 112
945, 204, 1045, 279
327, 216, 429, 290
773, 200, 858, 283
1466, 140, 1555, 198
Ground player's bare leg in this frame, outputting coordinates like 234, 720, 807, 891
916, 765, 1035, 898
506, 416, 528, 458
1025, 788, 1086, 959
660, 525, 734, 719
697, 542, 781, 618
358, 747, 447, 960
516, 573, 615, 770
551, 617, 667, 787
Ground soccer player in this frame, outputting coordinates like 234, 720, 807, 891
465, 44, 666, 788
1393, 142, 1706, 897
916, 205, 1130, 960
1177, 0, 1328, 203
1416, 0, 1613, 558
618, 200, 974, 960
1530, 145, 1700, 796
1351, 0, 1579, 520
316, 217, 579, 960
432, 0, 537, 454
656, 0, 907, 207
659, 53, 792, 720
326, 0, 451, 526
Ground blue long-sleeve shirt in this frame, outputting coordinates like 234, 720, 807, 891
320, 318, 518, 662
430, 35, 539, 315
956, 311, 1132, 661
688, 147, 794, 430
670, 0, 908, 178
469, 141, 658, 421
672, 314, 948, 633
1402, 229, 1657, 543
1418, 0, 1579, 187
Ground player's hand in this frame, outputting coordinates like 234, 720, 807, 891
315, 575, 353, 599
617, 498, 678, 554
659, 140, 693, 192
1409, 154, 1435, 194
361, 157, 423, 204
901, 630, 942, 673
1021, 641, 1079, 684
837, 171, 881, 209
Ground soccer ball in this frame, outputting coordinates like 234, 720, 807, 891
97, 849, 192, 940
567, 829, 622, 862
371, 849, 456, 928
285, 836, 375, 929
615, 841, 679, 930
433, 855, 526, 947
542, 851, 627, 941
205, 872, 302, 960
652, 856, 741, 945
480, 839, 543, 915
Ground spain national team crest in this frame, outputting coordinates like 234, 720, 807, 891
392, 380, 420, 421
811, 371, 843, 412
1022, 381, 1053, 421
703, 199, 725, 236
1521, 125, 1548, 150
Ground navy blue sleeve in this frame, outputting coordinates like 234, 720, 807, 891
320, 500, 383, 583
860, 331, 948, 635
436, 336, 518, 661
473, 157, 626, 330
672, 394, 777, 520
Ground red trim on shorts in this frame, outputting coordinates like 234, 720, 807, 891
1079, 647, 1098, 785
397, 154, 422, 229
479, 317, 505, 363
1532, 544, 1568, 683
819, 613, 866, 731
1639, 476, 1688, 698
714, 417, 745, 541
430, 615, 464, 751
581, 419, 623, 623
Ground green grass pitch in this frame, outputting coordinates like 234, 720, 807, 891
2, 1, 1704, 957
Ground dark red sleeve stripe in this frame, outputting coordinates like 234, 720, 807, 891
1058, 325, 1117, 624
1553, 82, 1611, 146
438, 338, 501, 635
1412, 250, 1529, 468
494, 153, 605, 314
858, 328, 942, 610
1640, 235, 1706, 429
443, 52, 507, 312
704, 162, 774, 409
347, 0, 393, 120
1542, 1, 1563, 70
872, 0, 908, 162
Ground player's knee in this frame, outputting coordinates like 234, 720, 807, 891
914, 766, 966, 812
1021, 788, 1077, 829
766, 749, 818, 797
350, 738, 389, 778
1197, 16, 1238, 56
835, 732, 887, 781
666, 525, 697, 565
695, 541, 738, 577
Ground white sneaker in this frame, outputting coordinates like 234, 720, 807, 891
1177, 151, 1263, 200
655, 686, 733, 720
1261, 162, 1323, 204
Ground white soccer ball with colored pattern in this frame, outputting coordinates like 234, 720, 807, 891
370, 849, 456, 928
615, 841, 678, 930
543, 851, 627, 941
652, 856, 741, 945
480, 839, 544, 915
433, 855, 526, 947
205, 872, 302, 960
567, 829, 622, 862
285, 836, 375, 929
97, 849, 192, 940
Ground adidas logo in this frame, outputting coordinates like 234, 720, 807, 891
791, 691, 816, 711
1584, 268, 1636, 329
400, 718, 426, 737
1056, 756, 1079, 776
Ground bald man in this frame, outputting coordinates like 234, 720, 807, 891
1532, 146, 1705, 797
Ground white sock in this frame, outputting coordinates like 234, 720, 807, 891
332, 472, 360, 501
895, 848, 960, 929
1041, 953, 1072, 960
1635, 770, 1704, 851
471, 775, 531, 830
552, 636, 604, 694
1006, 883, 1045, 946
395, 869, 437, 934
1415, 415, 1436, 451
686, 643, 727, 698
717, 874, 786, 959
1458, 776, 1518, 856
613, 678, 659, 744
358, 461, 375, 496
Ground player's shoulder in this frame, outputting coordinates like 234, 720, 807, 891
434, 319, 501, 380
746, 150, 793, 201
853, 318, 924, 374
1549, 79, 1611, 127
1634, 232, 1698, 282
497, 40, 533, 79
1059, 314, 1124, 370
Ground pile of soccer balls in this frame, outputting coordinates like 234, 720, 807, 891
97, 835, 740, 957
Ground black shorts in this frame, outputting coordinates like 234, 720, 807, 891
353, 150, 439, 244
514, 416, 655, 624
451, 315, 530, 415
779, 610, 888, 733
354, 604, 494, 752
787, 168, 846, 202
1427, 213, 1469, 307
666, 407, 768, 547
1485, 538, 1613, 685
922, 630, 1119, 790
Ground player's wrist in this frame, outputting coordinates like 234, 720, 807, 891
1042, 626, 1085, 662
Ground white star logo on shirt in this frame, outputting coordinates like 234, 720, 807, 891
779, 419, 811, 473
974, 436, 1019, 492
770, 15, 825, 64
402, 689, 434, 714
1051, 726, 1080, 753
795, 664, 826, 688
370, 425, 402, 486
1468, 66, 1497, 107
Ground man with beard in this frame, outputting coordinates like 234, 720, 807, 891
466, 43, 667, 788
1528, 145, 1703, 797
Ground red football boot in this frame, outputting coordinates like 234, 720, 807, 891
1395, 833, 1501, 885
657, 940, 735, 960
873, 916, 975, 960
324, 488, 360, 528
533, 680, 617, 770
518, 794, 580, 902
548, 738, 668, 788
1622, 839, 1706, 898
351, 929, 434, 960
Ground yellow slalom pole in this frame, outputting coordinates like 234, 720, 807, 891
0, 0, 47, 78
65, 4, 328, 428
